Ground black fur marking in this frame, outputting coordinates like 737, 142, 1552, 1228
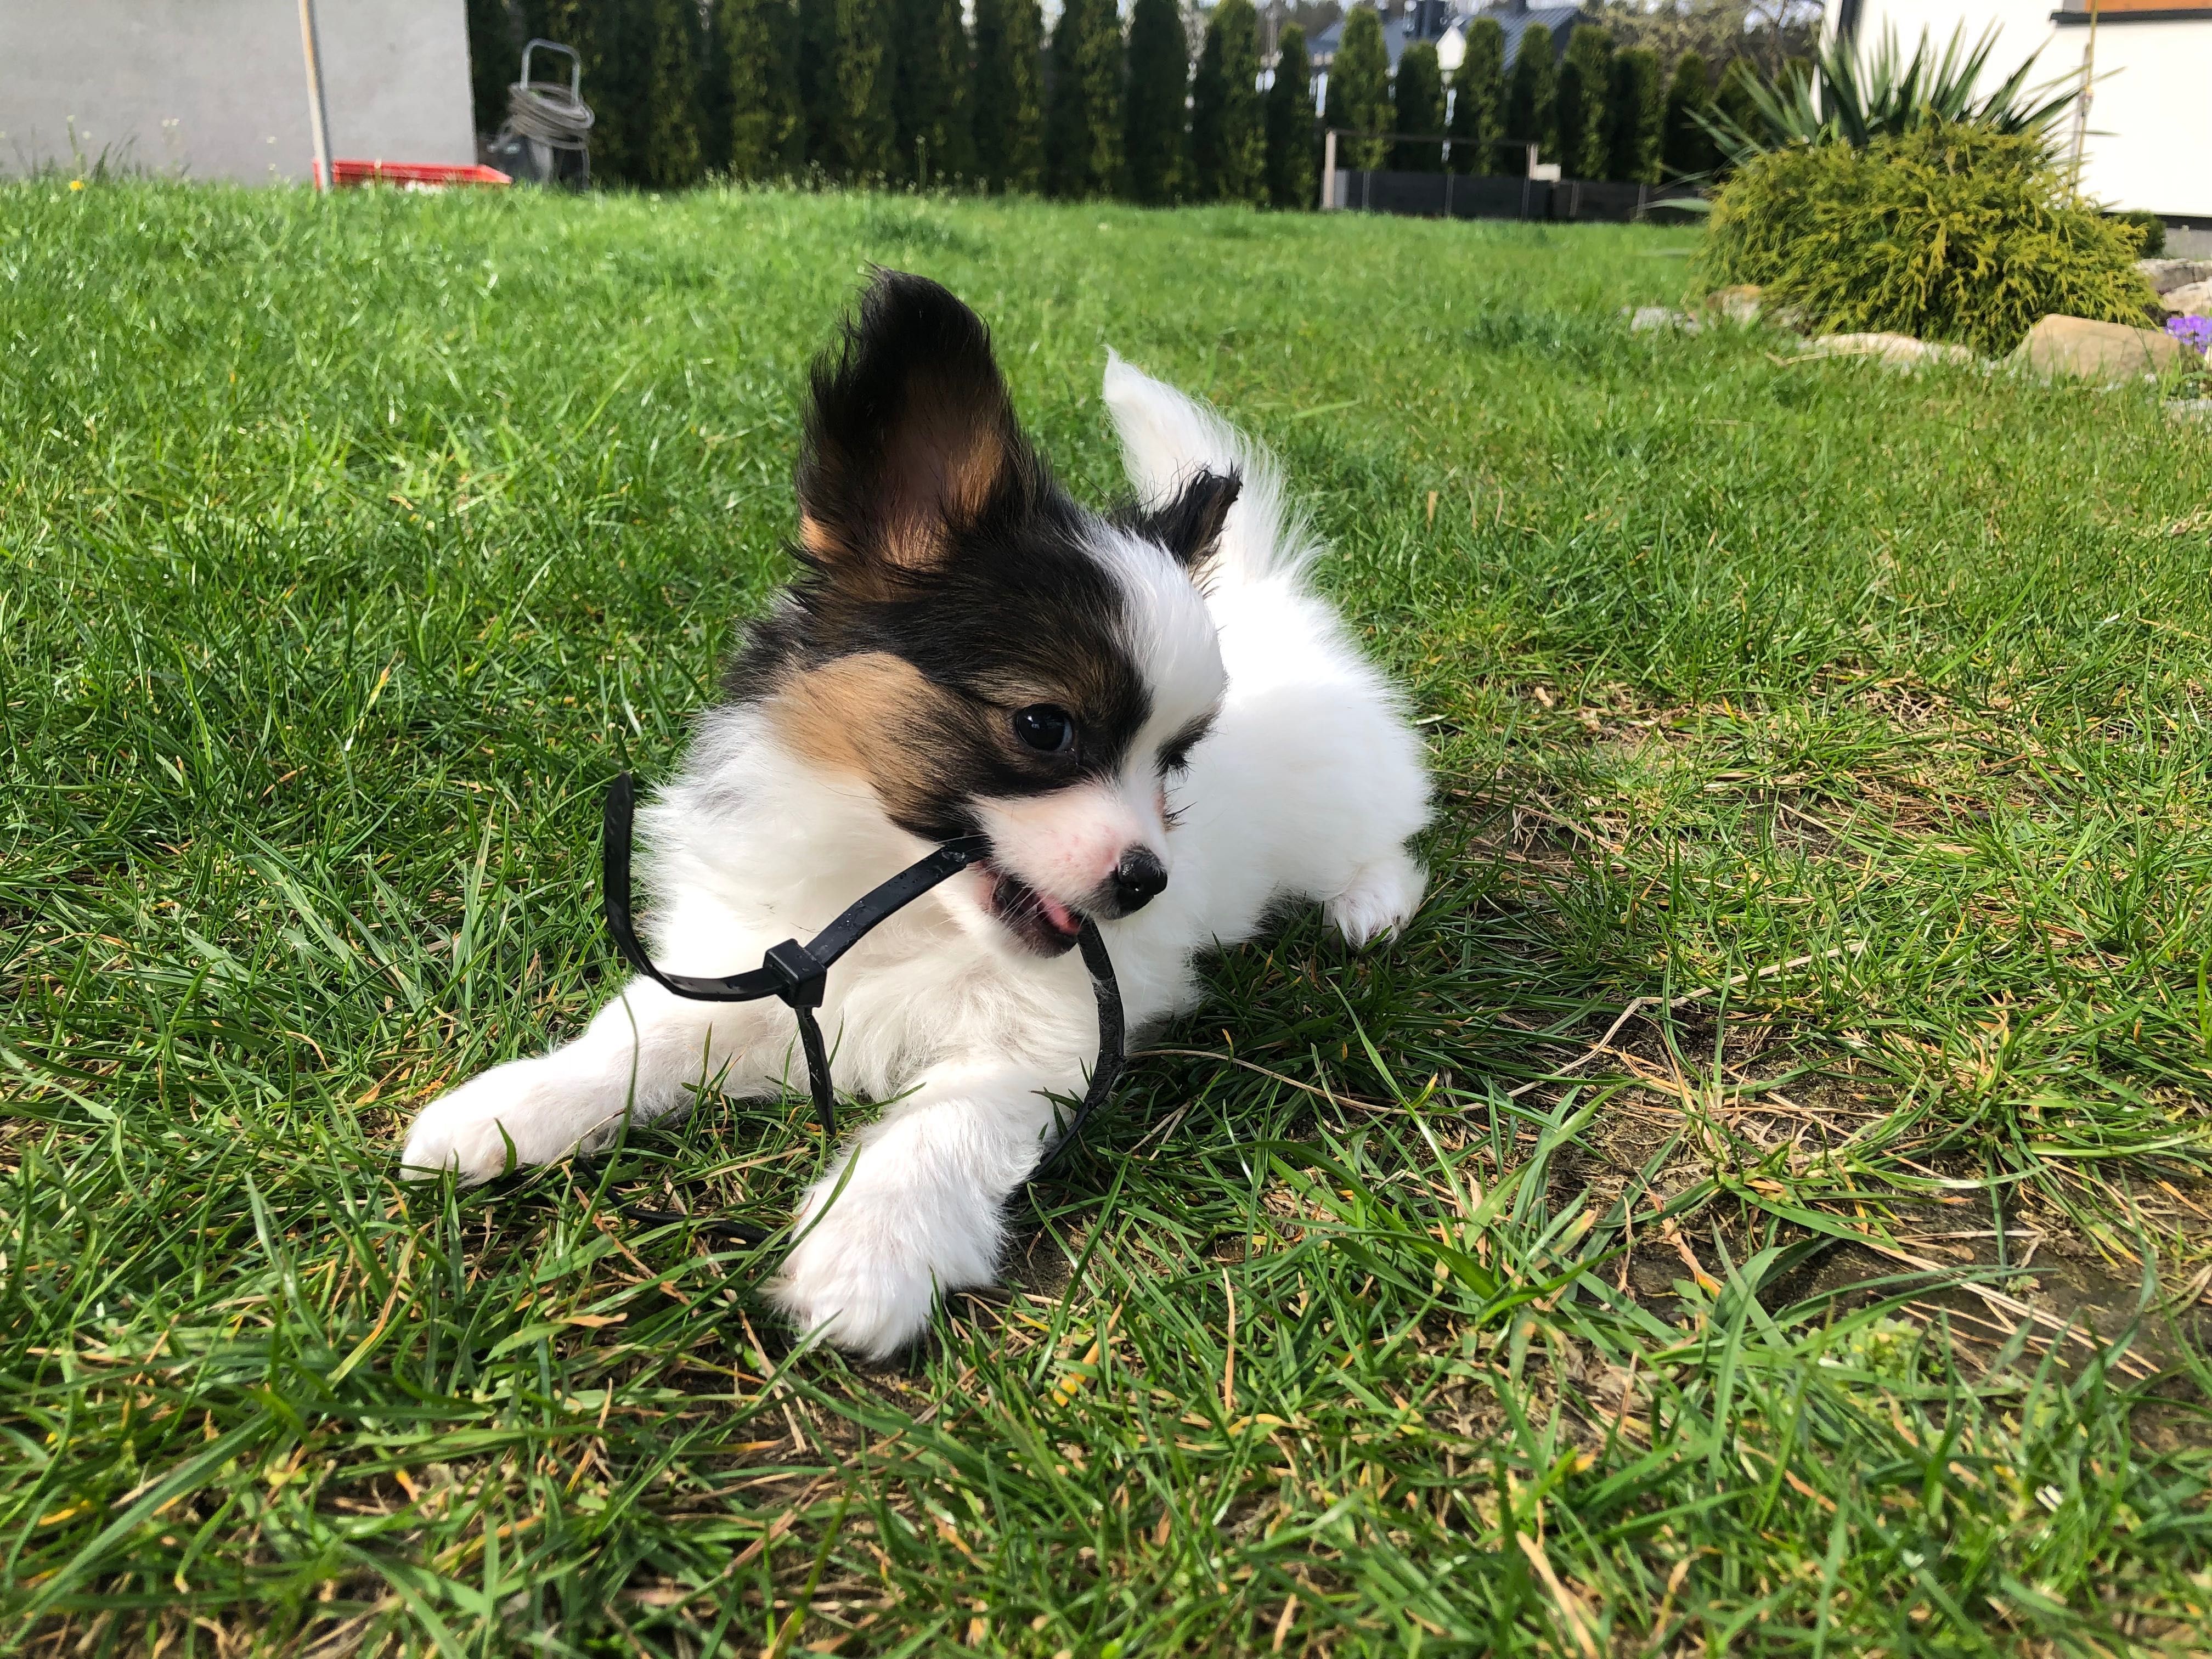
1126, 468, 1242, 571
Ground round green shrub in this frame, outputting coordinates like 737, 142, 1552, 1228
1702, 125, 2157, 356
2109, 209, 2166, 258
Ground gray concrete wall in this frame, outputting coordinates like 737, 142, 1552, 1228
0, 0, 477, 183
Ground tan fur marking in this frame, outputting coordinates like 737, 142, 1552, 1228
875, 418, 1007, 571
799, 511, 840, 558
769, 653, 969, 821
943, 424, 1005, 522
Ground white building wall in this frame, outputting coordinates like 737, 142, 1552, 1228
1827, 0, 2212, 218
2064, 19, 2212, 218
0, 0, 477, 184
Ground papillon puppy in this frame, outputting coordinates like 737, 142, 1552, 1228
402, 272, 1430, 1357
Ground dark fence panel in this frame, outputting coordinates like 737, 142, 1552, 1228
1334, 168, 1699, 224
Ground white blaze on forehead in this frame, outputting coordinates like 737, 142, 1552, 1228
973, 527, 1224, 906
1088, 524, 1228, 764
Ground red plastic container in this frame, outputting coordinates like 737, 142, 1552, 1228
315, 160, 512, 189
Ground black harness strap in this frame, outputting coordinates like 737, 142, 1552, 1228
601, 773, 1126, 1192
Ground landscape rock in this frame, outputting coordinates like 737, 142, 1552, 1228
2160, 279, 2212, 317
2137, 258, 2212, 295
1705, 284, 1764, 324
2012, 314, 2186, 384
1810, 332, 1980, 368
1627, 306, 1699, 334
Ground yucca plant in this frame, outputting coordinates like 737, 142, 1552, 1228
1701, 22, 2086, 165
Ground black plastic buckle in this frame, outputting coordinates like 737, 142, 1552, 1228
763, 939, 827, 1009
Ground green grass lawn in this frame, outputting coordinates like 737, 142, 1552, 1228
5, 181, 2212, 1657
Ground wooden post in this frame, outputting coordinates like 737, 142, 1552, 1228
1321, 127, 1336, 211
298, 0, 334, 190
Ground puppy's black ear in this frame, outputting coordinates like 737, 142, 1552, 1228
1137, 467, 1242, 569
797, 271, 1032, 575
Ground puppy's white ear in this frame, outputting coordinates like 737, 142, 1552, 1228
1103, 349, 1244, 511
1102, 350, 1311, 588
800, 272, 1037, 575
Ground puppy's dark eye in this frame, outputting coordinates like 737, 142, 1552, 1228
1013, 704, 1076, 754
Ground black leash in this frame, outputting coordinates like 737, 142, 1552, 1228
600, 774, 1127, 1239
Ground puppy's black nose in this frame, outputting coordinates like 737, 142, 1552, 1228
1110, 848, 1167, 913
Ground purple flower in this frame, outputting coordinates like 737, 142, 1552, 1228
2169, 314, 2212, 356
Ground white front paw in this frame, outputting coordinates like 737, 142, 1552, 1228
769, 1168, 1001, 1359
1324, 850, 1425, 948
400, 1060, 622, 1183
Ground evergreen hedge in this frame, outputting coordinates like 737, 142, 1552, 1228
1661, 51, 1714, 180
1604, 46, 1662, 184
1265, 24, 1316, 209
1123, 0, 1188, 204
1703, 125, 2158, 356
724, 0, 802, 179
1503, 22, 1556, 171
467, 0, 1762, 207
466, 0, 522, 137
794, 0, 840, 169
1555, 25, 1611, 181
1192, 0, 1266, 203
828, 0, 895, 179
1448, 16, 1505, 176
1391, 41, 1444, 173
972, 0, 1044, 193
893, 0, 973, 185
1323, 6, 1391, 171
1046, 0, 1124, 198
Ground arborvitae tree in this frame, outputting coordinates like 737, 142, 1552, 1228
972, 0, 1044, 192
637, 0, 705, 185
1660, 50, 1714, 179
696, 0, 734, 173
1447, 15, 1504, 174
1552, 58, 1591, 177
1045, 0, 1123, 198
1553, 24, 1611, 179
1392, 40, 1444, 171
832, 0, 896, 178
1192, 0, 1266, 201
725, 0, 803, 178
1264, 22, 1316, 208
1502, 21, 1556, 172
465, 0, 522, 138
1321, 5, 1390, 171
894, 0, 973, 184
1124, 0, 1189, 204
794, 0, 840, 169
1602, 46, 1662, 182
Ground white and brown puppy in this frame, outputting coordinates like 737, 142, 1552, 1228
402, 273, 1430, 1356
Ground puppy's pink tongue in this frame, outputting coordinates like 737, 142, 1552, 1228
1037, 892, 1079, 935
